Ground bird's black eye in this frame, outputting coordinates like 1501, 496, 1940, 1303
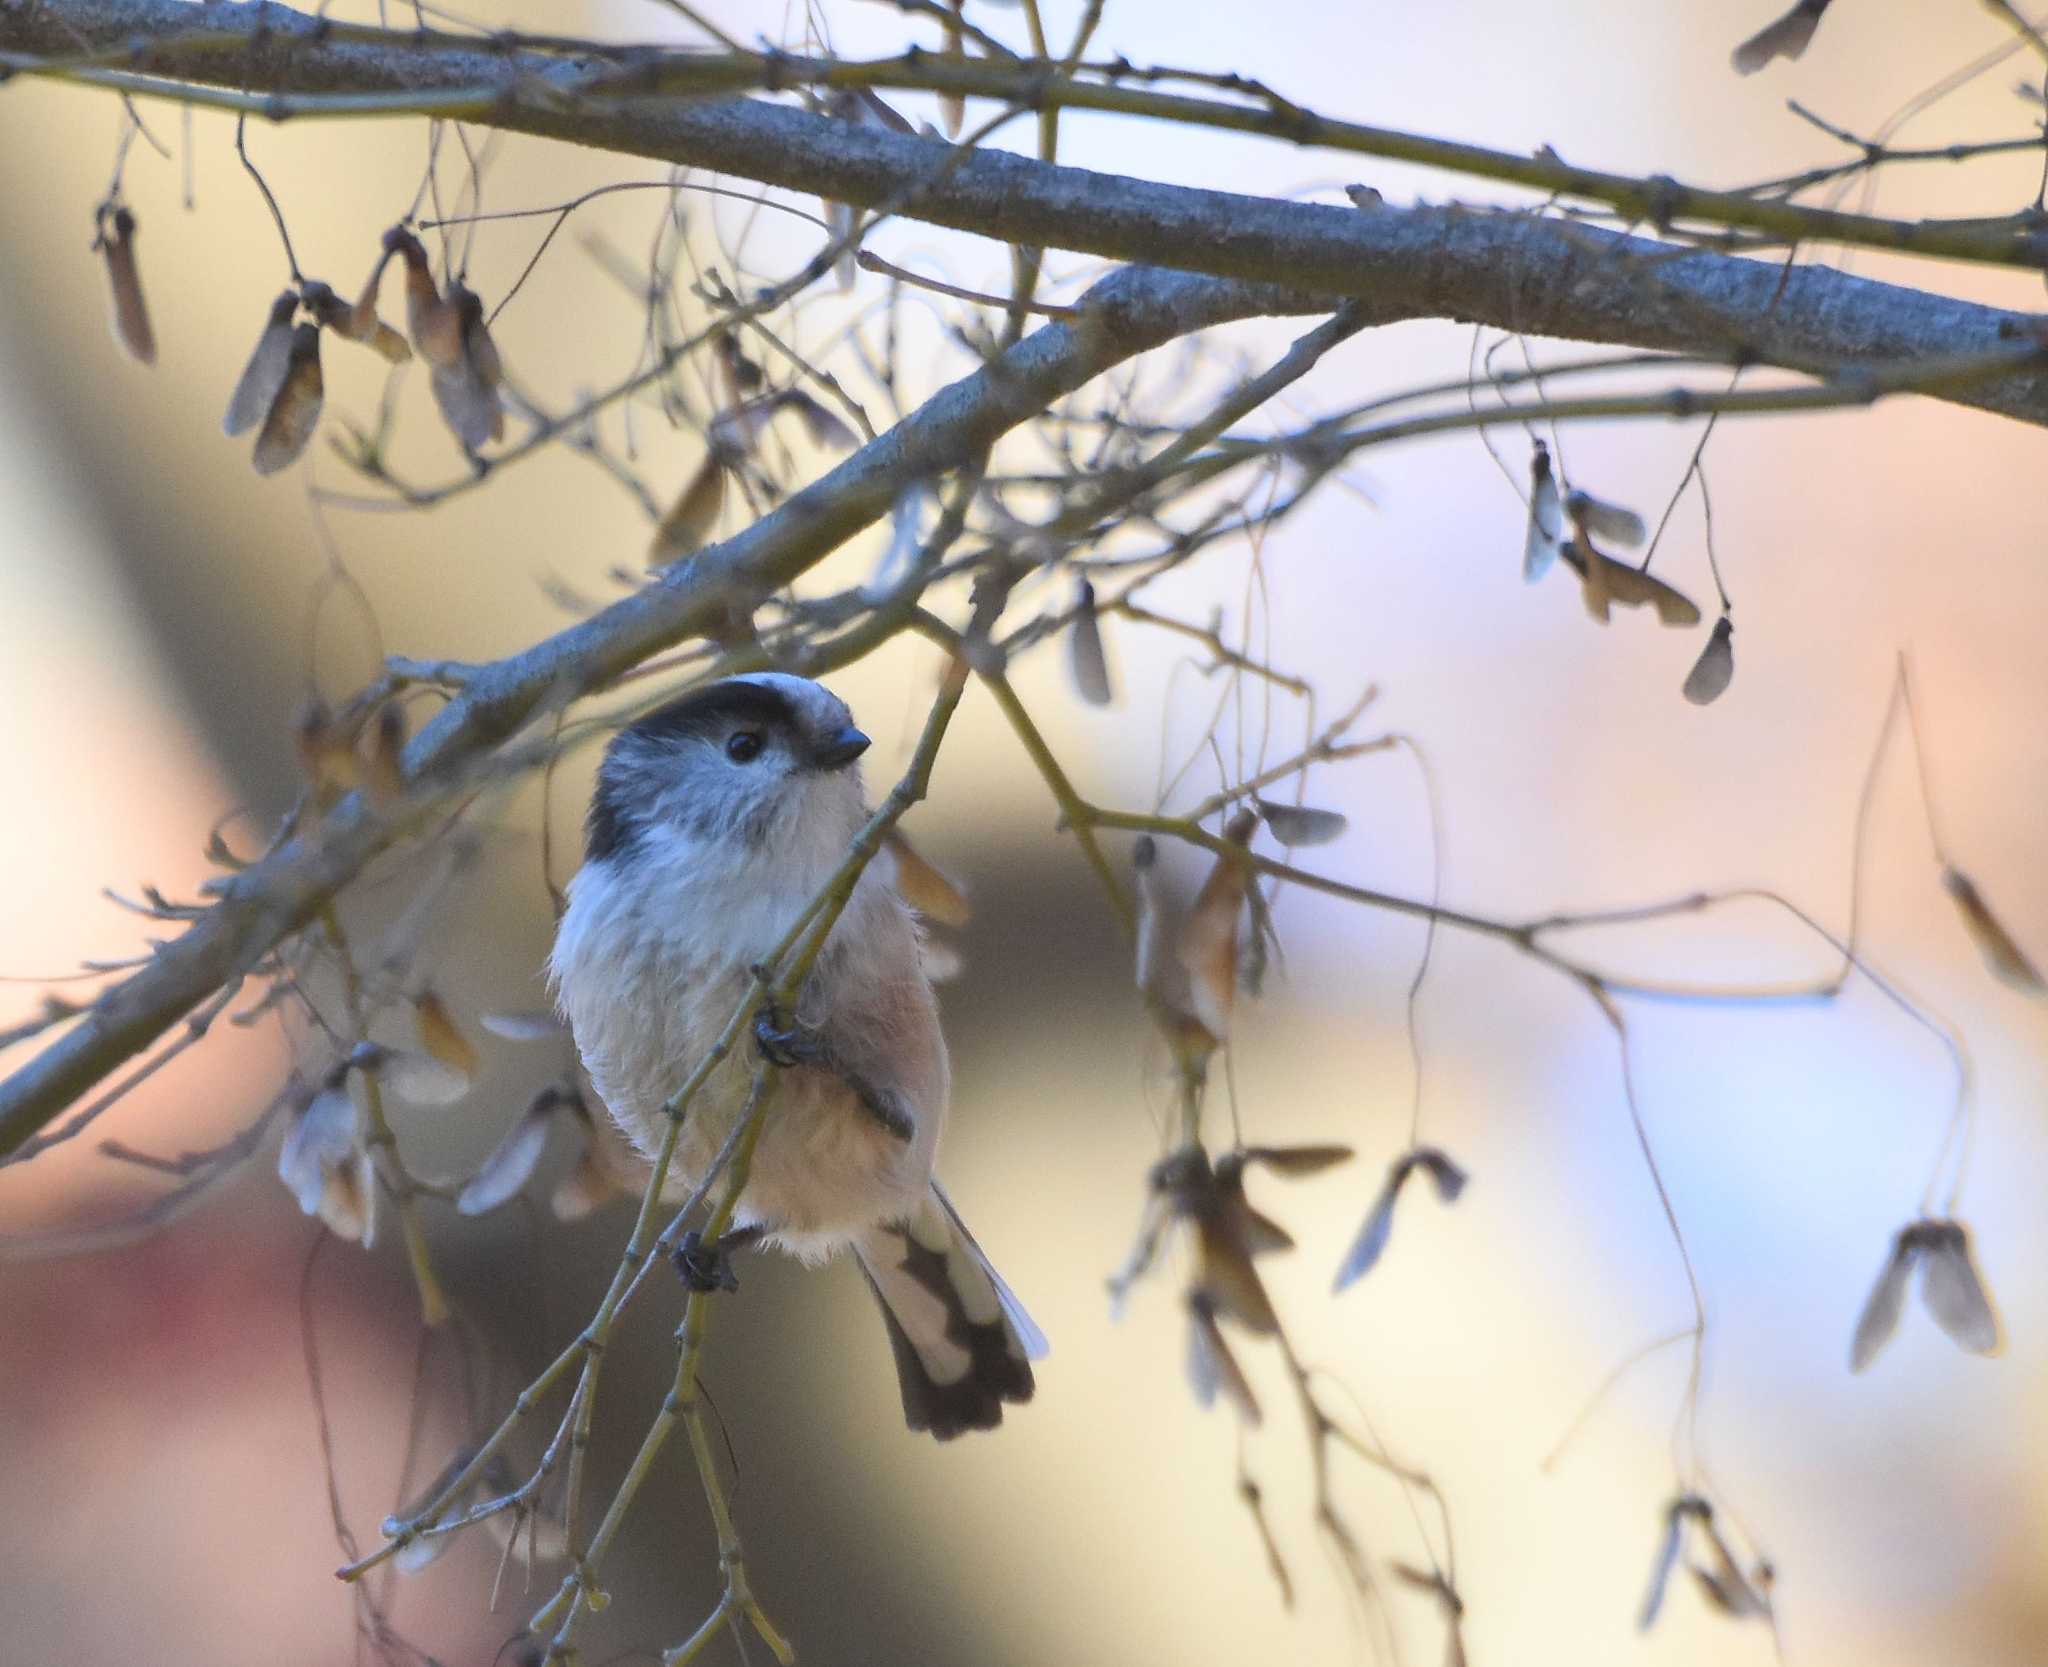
725, 730, 764, 763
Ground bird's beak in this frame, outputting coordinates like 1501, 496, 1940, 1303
812, 724, 872, 770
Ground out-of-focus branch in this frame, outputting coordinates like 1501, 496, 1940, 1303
0, 265, 1331, 1160
6, 1, 2048, 429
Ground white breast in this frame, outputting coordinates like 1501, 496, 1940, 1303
548, 813, 946, 1255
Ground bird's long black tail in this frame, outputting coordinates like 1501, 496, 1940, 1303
853, 1183, 1046, 1439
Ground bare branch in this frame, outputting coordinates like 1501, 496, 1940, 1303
5, 1, 2048, 428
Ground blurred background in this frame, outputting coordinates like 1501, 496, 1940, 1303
3, 2, 2047, 1663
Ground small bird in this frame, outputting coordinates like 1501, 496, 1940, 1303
549, 673, 1044, 1437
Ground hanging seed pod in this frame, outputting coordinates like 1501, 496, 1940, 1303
1333, 1146, 1469, 1291
551, 1095, 636, 1223
388, 228, 459, 368
362, 701, 407, 810
821, 86, 916, 140
650, 456, 727, 564
1561, 541, 1702, 627
1566, 488, 1647, 548
1690, 1562, 1761, 1618
278, 1079, 357, 1217
851, 89, 909, 133
427, 283, 506, 452
1233, 1200, 1296, 1256
390, 1446, 481, 1574
318, 1146, 376, 1245
550, 1140, 614, 1222
455, 283, 504, 393
1185, 1293, 1263, 1425
1850, 1225, 1921, 1371
1334, 1164, 1406, 1290
428, 357, 498, 452
293, 695, 359, 799
885, 829, 971, 926
1176, 811, 1258, 1042
713, 330, 764, 407
303, 278, 411, 364
1235, 1143, 1354, 1177
351, 241, 397, 339
1691, 1511, 1769, 1618
870, 483, 928, 593
1731, 0, 1831, 74
1414, 1148, 1469, 1201
1132, 1146, 1284, 1336
1637, 1497, 1707, 1631
97, 205, 156, 365
709, 391, 788, 459
1628, 565, 1703, 626
851, 88, 916, 133
780, 388, 858, 450
457, 1087, 565, 1215
1184, 1181, 1265, 1302
818, 88, 913, 286
1253, 797, 1348, 847
251, 323, 324, 476
1193, 1205, 1280, 1335
480, 1009, 565, 1042
823, 199, 858, 290
1568, 539, 1614, 622
1917, 1218, 2001, 1355
1106, 1185, 1176, 1317
1852, 1218, 2002, 1368
412, 988, 478, 1081
1239, 880, 1275, 1000
1133, 836, 1172, 998
1213, 1145, 1351, 1257
223, 291, 300, 437
1683, 615, 1736, 706
1066, 579, 1115, 706
938, 0, 966, 135
1941, 866, 2045, 993
1524, 440, 1564, 582
550, 1101, 632, 1223
353, 1041, 472, 1107
381, 1052, 472, 1106
361, 310, 415, 366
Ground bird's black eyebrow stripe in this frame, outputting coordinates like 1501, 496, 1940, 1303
585, 681, 797, 864
583, 775, 637, 864
622, 680, 798, 745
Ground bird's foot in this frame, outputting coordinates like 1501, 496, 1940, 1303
671, 1225, 763, 1293
753, 1002, 822, 1069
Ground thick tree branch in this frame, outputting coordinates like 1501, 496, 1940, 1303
0, 266, 1334, 1160
6, 0, 2048, 428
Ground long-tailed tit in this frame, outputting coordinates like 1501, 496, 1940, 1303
549, 674, 1045, 1437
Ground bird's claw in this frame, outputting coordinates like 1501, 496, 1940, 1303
753, 1003, 818, 1069
672, 1228, 743, 1294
